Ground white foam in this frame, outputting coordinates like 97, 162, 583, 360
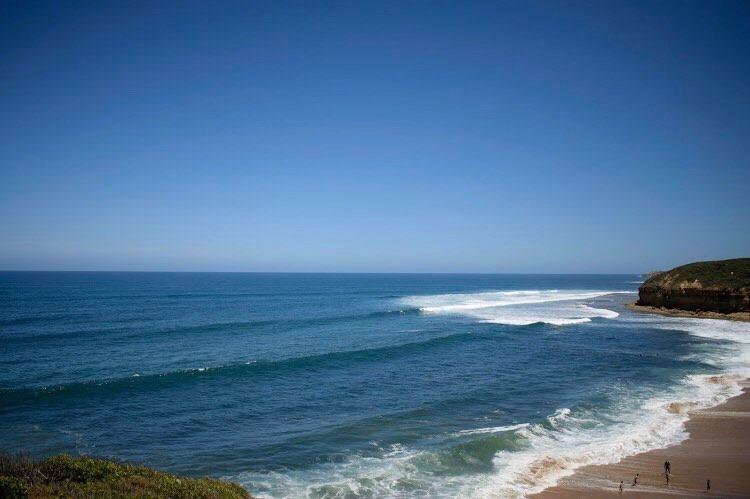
234, 444, 426, 498
545, 407, 570, 428
457, 423, 530, 436
234, 374, 743, 498
473, 373, 744, 497
470, 316, 750, 497
624, 314, 750, 376
234, 306, 750, 498
402, 290, 629, 326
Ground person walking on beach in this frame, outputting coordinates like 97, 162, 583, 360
632, 473, 639, 486
619, 480, 623, 494
664, 460, 671, 474
707, 479, 711, 492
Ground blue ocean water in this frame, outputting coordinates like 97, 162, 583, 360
1, 272, 748, 497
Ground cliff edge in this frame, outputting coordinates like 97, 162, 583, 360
637, 258, 750, 314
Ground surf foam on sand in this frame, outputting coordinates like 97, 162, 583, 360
235, 374, 742, 498
235, 294, 750, 498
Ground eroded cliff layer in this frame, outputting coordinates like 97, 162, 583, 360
637, 258, 750, 313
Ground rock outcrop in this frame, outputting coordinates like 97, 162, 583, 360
637, 258, 750, 314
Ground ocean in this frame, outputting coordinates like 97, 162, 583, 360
1, 272, 748, 498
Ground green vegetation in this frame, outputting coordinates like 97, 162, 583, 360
0, 454, 251, 499
642, 258, 750, 290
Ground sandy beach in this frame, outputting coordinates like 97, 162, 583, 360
533, 380, 750, 498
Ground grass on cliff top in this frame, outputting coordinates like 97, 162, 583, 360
643, 258, 750, 289
0, 454, 251, 499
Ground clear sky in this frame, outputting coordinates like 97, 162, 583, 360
1, 1, 749, 273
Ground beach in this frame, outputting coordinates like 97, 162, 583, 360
3, 274, 748, 497
533, 380, 750, 498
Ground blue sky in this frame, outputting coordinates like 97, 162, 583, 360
1, 1, 749, 273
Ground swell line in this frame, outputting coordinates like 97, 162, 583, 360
0, 308, 423, 343
0, 330, 480, 404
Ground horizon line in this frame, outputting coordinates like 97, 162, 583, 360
0, 269, 643, 276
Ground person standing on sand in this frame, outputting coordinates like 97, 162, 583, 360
707, 479, 711, 492
619, 481, 623, 493
632, 473, 639, 486
664, 460, 671, 474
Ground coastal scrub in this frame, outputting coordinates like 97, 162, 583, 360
0, 454, 251, 498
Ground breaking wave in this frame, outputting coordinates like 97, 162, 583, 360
234, 304, 750, 498
234, 373, 743, 498
400, 290, 630, 326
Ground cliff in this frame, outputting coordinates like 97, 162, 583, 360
637, 258, 750, 314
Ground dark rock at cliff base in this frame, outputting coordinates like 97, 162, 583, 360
637, 258, 750, 314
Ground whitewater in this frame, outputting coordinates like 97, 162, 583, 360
401, 289, 629, 325
235, 288, 748, 497
2, 273, 748, 498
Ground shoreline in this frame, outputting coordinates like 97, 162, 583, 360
531, 381, 750, 498
534, 299, 750, 498
627, 303, 750, 323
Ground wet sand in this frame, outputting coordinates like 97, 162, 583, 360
627, 303, 750, 323
533, 381, 750, 498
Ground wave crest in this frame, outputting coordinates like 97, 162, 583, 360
234, 374, 743, 498
401, 290, 629, 326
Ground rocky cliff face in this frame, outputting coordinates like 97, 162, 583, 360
637, 258, 750, 314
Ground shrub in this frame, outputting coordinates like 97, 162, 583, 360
0, 454, 251, 498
